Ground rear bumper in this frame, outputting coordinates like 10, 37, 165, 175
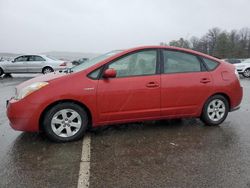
229, 85, 243, 112
53, 67, 67, 71
6, 98, 40, 132
53, 65, 72, 72
230, 105, 240, 112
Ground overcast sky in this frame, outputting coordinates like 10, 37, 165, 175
0, 0, 250, 54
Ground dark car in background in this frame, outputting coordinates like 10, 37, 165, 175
71, 58, 89, 66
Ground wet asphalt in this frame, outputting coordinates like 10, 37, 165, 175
0, 74, 250, 188
0, 75, 82, 188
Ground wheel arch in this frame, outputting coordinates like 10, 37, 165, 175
39, 99, 93, 131
244, 67, 250, 71
42, 66, 54, 73
201, 92, 231, 114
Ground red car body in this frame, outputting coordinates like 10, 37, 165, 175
7, 46, 243, 132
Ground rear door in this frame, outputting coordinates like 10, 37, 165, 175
160, 49, 213, 117
96, 49, 161, 123
26, 55, 46, 73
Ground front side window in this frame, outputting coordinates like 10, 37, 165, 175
108, 50, 157, 78
163, 50, 201, 73
14, 56, 28, 62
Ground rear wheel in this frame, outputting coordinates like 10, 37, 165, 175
43, 102, 88, 142
42, 67, 54, 74
201, 95, 229, 126
243, 68, 250, 78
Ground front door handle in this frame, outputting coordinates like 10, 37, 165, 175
146, 82, 159, 88
200, 78, 211, 84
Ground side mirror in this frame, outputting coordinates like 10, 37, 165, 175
103, 68, 116, 78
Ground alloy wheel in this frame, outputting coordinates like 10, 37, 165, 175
243, 69, 250, 78
51, 109, 82, 138
43, 67, 53, 74
207, 99, 226, 122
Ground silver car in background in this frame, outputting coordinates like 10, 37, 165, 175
234, 58, 250, 78
0, 55, 71, 76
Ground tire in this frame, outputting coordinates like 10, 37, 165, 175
42, 67, 54, 74
200, 95, 229, 126
243, 68, 250, 78
43, 102, 88, 142
0, 68, 4, 77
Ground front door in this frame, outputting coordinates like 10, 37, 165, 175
6, 56, 28, 73
97, 50, 161, 124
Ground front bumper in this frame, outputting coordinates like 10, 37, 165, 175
6, 98, 40, 132
237, 69, 244, 74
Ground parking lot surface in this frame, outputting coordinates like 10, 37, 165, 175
0, 75, 82, 188
0, 75, 250, 188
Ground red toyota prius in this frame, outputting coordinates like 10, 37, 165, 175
6, 46, 243, 142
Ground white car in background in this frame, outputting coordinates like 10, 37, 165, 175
234, 58, 250, 78
0, 55, 71, 76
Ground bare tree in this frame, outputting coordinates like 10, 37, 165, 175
166, 27, 250, 58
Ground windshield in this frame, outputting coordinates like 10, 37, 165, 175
242, 59, 250, 63
71, 50, 123, 72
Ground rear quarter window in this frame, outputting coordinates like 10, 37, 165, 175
202, 57, 219, 71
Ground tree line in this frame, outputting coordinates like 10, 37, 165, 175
161, 27, 250, 59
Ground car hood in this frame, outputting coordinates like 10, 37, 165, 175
235, 63, 249, 67
16, 72, 68, 93
0, 60, 11, 65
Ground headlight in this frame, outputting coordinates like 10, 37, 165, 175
16, 82, 49, 100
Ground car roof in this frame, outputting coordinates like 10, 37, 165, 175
15, 54, 47, 58
14, 54, 51, 60
122, 45, 222, 62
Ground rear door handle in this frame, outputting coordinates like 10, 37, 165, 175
200, 78, 211, 84
146, 82, 159, 88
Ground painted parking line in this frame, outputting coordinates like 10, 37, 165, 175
78, 133, 91, 188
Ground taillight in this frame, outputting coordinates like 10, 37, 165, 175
60, 62, 67, 66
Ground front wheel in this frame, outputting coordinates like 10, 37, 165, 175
243, 68, 250, 78
200, 95, 229, 126
43, 102, 88, 142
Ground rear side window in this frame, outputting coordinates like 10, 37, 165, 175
163, 50, 201, 73
202, 58, 219, 70
29, 56, 45, 61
